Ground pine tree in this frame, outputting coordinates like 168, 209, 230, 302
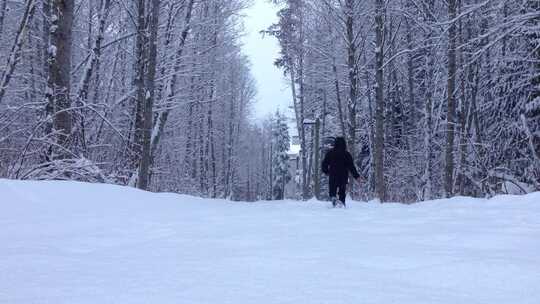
272, 111, 291, 200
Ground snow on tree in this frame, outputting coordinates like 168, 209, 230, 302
268, 0, 540, 202
0, 0, 538, 202
271, 110, 291, 200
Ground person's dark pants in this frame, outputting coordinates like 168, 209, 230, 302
329, 177, 347, 205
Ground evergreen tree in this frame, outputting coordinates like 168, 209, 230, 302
272, 111, 291, 200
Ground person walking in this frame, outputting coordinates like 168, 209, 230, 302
321, 137, 361, 207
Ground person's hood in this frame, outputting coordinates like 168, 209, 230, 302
334, 137, 347, 151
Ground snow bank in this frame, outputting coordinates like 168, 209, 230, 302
1, 179, 539, 304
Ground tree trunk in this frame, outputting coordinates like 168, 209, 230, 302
299, 62, 308, 200
421, 0, 435, 200
46, 0, 74, 159
289, 62, 308, 200
373, 0, 387, 202
362, 53, 376, 195
444, 0, 458, 197
198, 106, 207, 194
313, 117, 321, 199
345, 0, 358, 155
137, 0, 160, 190
333, 60, 347, 138
41, 0, 51, 99
456, 5, 469, 195
129, 0, 147, 186
225, 73, 238, 198
207, 93, 217, 197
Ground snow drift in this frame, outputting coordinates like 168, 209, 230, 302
1, 179, 539, 304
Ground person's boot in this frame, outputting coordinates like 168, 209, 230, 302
331, 196, 337, 207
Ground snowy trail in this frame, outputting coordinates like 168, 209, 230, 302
1, 179, 539, 304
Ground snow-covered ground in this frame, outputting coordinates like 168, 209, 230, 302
1, 179, 539, 304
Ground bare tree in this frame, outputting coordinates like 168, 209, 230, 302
0, 0, 37, 105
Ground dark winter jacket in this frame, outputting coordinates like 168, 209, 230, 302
322, 137, 360, 184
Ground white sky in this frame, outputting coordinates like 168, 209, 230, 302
242, 0, 291, 120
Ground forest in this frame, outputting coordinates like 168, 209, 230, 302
0, 0, 538, 203
269, 0, 540, 202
